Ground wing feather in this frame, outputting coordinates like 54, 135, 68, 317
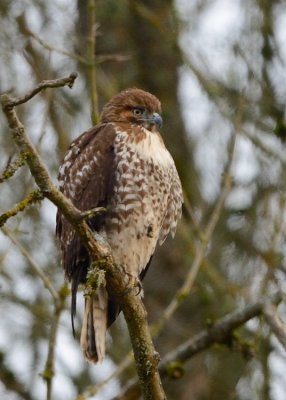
158, 161, 183, 245
56, 123, 116, 320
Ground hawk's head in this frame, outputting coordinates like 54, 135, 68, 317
100, 88, 162, 132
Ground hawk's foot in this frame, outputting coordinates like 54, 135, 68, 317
120, 272, 143, 296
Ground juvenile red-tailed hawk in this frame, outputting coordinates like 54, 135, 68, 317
56, 88, 183, 362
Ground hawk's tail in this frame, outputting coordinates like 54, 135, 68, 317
80, 287, 108, 363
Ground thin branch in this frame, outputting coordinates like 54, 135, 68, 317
183, 52, 286, 166
28, 29, 88, 65
1, 226, 59, 301
0, 74, 165, 400
77, 354, 134, 399
0, 153, 28, 183
26, 23, 130, 66
0, 351, 34, 400
263, 302, 286, 351
87, 0, 99, 124
1, 72, 77, 108
0, 190, 44, 227
117, 294, 282, 400
160, 299, 264, 370
96, 53, 131, 63
182, 189, 203, 241
242, 127, 286, 164
41, 289, 67, 400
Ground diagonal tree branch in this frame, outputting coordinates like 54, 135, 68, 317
0, 350, 34, 400
263, 302, 286, 351
17, 14, 130, 67
1, 72, 78, 108
0, 190, 44, 227
87, 0, 99, 124
1, 226, 59, 301
41, 286, 68, 400
0, 153, 28, 183
116, 294, 282, 400
0, 73, 165, 400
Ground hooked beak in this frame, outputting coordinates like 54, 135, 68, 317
148, 112, 163, 129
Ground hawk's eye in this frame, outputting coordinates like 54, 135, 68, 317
132, 107, 145, 116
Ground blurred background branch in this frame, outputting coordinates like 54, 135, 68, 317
117, 293, 282, 399
87, 0, 99, 124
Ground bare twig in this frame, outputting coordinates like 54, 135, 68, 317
77, 354, 134, 399
27, 24, 130, 66
41, 288, 67, 400
87, 0, 99, 124
263, 302, 286, 350
0, 153, 28, 183
28, 29, 88, 65
182, 189, 203, 241
183, 53, 286, 166
0, 351, 33, 400
0, 74, 165, 400
1, 72, 77, 108
1, 226, 59, 301
242, 127, 286, 163
0, 190, 44, 227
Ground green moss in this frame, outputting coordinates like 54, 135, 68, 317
229, 332, 255, 361
58, 283, 70, 300
166, 361, 185, 380
84, 261, 106, 296
40, 368, 54, 381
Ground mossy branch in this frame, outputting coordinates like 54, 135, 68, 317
0, 190, 44, 227
0, 153, 29, 183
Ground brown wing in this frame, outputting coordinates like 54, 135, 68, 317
56, 123, 116, 320
158, 160, 183, 245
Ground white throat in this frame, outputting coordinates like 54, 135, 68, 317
132, 128, 173, 166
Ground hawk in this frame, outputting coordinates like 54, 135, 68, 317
56, 88, 183, 362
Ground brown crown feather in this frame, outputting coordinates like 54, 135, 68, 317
100, 88, 161, 123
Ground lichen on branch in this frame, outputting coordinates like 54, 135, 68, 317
0, 190, 44, 227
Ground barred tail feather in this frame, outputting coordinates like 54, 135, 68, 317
80, 287, 108, 363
